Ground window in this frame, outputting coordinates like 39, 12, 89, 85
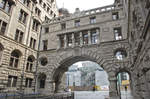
47, 7, 50, 12
61, 23, 66, 30
0, 43, 4, 64
115, 49, 127, 60
38, 74, 46, 88
75, 33, 80, 46
35, 7, 41, 17
45, 16, 49, 21
91, 29, 98, 44
112, 12, 119, 20
0, 0, 12, 13
32, 19, 40, 32
26, 56, 34, 72
45, 27, 49, 33
83, 31, 88, 45
43, 3, 46, 9
30, 37, 36, 49
7, 75, 17, 87
9, 50, 21, 68
50, 10, 53, 15
20, 0, 30, 7
59, 35, 65, 48
19, 9, 28, 24
75, 20, 80, 27
39, 0, 42, 4
90, 17, 96, 24
67, 34, 72, 47
40, 57, 48, 66
43, 40, 48, 50
25, 78, 33, 88
114, 27, 122, 40
0, 20, 7, 35
15, 29, 24, 43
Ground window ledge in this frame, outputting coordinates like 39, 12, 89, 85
7, 67, 20, 71
0, 8, 11, 16
18, 20, 26, 26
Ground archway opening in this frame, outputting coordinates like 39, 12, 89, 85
52, 59, 110, 99
117, 71, 133, 99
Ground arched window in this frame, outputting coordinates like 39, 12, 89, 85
38, 73, 46, 88
26, 56, 35, 72
9, 50, 21, 68
115, 49, 127, 60
0, 43, 4, 64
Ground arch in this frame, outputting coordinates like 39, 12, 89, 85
9, 49, 22, 68
26, 55, 35, 72
38, 73, 47, 89
51, 52, 111, 93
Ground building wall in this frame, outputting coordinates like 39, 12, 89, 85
40, 4, 127, 50
0, 0, 58, 93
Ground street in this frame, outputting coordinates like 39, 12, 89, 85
74, 91, 133, 99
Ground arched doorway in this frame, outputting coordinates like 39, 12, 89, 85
116, 71, 133, 99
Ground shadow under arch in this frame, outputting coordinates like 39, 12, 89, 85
52, 55, 109, 93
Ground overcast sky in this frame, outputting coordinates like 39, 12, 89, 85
56, 0, 114, 13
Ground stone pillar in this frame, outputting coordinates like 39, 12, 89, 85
88, 30, 91, 45
109, 77, 119, 99
80, 32, 83, 46
72, 33, 75, 48
56, 81, 64, 93
57, 36, 61, 49
96, 29, 100, 44
64, 34, 67, 48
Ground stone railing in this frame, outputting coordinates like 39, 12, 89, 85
44, 5, 116, 24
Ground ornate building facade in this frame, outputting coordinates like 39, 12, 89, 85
37, 0, 150, 99
0, 0, 58, 93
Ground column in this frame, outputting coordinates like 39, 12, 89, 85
88, 30, 91, 45
109, 77, 119, 99
96, 29, 100, 44
64, 34, 67, 48
80, 32, 83, 46
72, 33, 75, 48
57, 36, 61, 49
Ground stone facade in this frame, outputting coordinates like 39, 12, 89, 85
38, 1, 130, 99
0, 0, 58, 93
128, 0, 150, 99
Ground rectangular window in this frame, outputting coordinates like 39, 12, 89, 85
35, 7, 41, 17
0, 0, 12, 13
75, 33, 80, 46
30, 37, 33, 47
61, 23, 66, 30
75, 20, 80, 27
19, 9, 28, 24
91, 29, 98, 44
32, 19, 40, 32
67, 34, 72, 47
7, 76, 17, 87
60, 35, 65, 48
0, 21, 7, 35
43, 40, 48, 50
29, 37, 36, 49
114, 27, 122, 40
90, 17, 96, 24
45, 27, 49, 33
83, 31, 88, 45
25, 78, 33, 88
15, 29, 24, 43
112, 12, 119, 20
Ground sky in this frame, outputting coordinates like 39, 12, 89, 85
56, 0, 114, 13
